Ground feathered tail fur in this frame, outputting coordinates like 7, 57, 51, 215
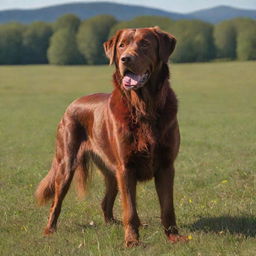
35, 155, 90, 205
35, 160, 57, 205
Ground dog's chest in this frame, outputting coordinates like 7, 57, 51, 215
125, 130, 164, 181
126, 149, 155, 181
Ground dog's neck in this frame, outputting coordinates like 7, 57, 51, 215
110, 63, 172, 152
148, 62, 170, 91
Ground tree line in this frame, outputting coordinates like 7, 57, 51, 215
0, 14, 255, 65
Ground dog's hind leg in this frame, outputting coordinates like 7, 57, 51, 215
44, 160, 75, 235
101, 173, 118, 223
44, 118, 84, 235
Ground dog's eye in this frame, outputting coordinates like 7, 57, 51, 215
119, 43, 125, 48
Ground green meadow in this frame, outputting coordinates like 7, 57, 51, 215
0, 62, 255, 255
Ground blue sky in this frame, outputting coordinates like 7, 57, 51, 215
0, 0, 255, 12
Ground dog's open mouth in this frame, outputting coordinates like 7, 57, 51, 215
122, 70, 149, 90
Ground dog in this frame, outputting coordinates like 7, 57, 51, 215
35, 26, 187, 247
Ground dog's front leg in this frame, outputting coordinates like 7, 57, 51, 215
116, 168, 140, 247
155, 166, 188, 243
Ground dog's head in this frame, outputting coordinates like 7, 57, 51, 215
104, 27, 176, 91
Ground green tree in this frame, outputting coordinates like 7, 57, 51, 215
47, 28, 84, 65
214, 21, 237, 59
232, 18, 256, 60
236, 29, 256, 60
214, 18, 256, 61
170, 20, 215, 63
54, 14, 81, 32
77, 15, 117, 65
0, 23, 25, 64
109, 16, 174, 36
22, 22, 52, 64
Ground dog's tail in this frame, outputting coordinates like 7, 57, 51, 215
35, 160, 57, 206
35, 154, 91, 205
74, 154, 91, 199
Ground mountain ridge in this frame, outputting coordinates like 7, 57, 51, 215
0, 2, 255, 24
190, 5, 256, 23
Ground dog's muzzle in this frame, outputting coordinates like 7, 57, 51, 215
122, 71, 149, 90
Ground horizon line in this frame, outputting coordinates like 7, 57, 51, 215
0, 1, 255, 14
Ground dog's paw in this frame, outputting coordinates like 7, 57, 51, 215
125, 239, 140, 248
125, 228, 140, 248
44, 227, 56, 236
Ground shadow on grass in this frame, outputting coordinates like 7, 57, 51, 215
186, 216, 256, 237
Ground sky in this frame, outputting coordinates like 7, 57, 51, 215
0, 0, 255, 13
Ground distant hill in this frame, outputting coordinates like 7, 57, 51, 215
0, 2, 255, 24
0, 2, 189, 24
189, 5, 256, 23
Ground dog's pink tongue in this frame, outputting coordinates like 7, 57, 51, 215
122, 72, 141, 87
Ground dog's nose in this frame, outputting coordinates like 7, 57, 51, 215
121, 55, 132, 64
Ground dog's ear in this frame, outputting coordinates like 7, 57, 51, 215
153, 26, 176, 63
104, 30, 123, 65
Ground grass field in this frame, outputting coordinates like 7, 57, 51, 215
0, 62, 255, 256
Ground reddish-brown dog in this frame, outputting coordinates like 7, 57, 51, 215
35, 27, 187, 247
